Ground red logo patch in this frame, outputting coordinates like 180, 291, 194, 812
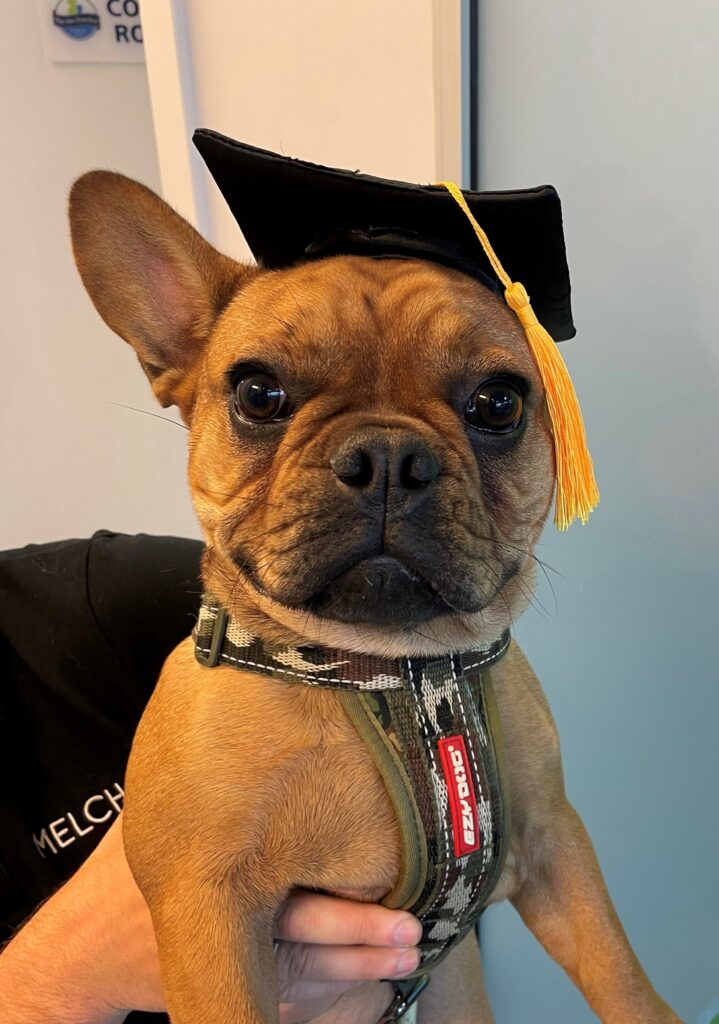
437, 734, 481, 857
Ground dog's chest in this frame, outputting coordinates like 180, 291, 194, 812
193, 601, 510, 976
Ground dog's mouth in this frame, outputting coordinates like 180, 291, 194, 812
304, 555, 451, 625
236, 553, 453, 626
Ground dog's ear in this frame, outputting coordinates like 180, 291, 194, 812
69, 171, 252, 409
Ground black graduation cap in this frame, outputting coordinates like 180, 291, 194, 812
193, 129, 575, 342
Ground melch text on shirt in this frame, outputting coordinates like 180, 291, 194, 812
32, 783, 125, 857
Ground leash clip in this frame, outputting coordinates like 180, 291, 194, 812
194, 604, 229, 668
376, 974, 430, 1023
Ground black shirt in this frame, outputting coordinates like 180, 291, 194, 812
0, 531, 203, 1022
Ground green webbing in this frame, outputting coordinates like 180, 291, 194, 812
338, 690, 428, 910
474, 670, 510, 901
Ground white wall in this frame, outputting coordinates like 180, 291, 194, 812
476, 3, 719, 1021
0, 3, 197, 550
3, 1, 462, 552
144, 0, 461, 258
187, 0, 438, 260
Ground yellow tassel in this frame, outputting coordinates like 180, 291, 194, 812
435, 180, 599, 530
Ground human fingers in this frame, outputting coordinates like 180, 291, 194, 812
276, 938, 419, 987
279, 980, 394, 1024
275, 891, 421, 949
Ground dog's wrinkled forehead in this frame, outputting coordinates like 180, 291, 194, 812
205, 255, 541, 394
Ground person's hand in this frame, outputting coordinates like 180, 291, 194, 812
274, 890, 421, 1023
0, 813, 420, 1024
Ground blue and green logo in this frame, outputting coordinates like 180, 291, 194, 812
53, 1, 101, 40
698, 999, 719, 1024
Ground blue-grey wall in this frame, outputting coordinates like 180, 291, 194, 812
472, 3, 719, 1021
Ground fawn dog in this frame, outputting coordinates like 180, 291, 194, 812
68, 167, 681, 1024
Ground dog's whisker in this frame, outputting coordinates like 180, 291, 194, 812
536, 560, 559, 615
110, 402, 189, 430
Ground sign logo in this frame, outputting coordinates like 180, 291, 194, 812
437, 734, 481, 857
53, 0, 101, 40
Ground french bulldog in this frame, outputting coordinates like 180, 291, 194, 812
68, 168, 682, 1024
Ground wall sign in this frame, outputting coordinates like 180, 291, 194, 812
36, 0, 144, 63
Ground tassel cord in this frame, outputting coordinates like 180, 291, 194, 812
435, 181, 600, 529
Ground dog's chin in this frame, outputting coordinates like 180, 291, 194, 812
302, 556, 452, 626
238, 554, 454, 627
213, 548, 533, 657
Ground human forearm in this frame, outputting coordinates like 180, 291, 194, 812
0, 884, 132, 1024
0, 818, 162, 1024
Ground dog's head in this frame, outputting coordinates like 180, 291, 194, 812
69, 172, 554, 655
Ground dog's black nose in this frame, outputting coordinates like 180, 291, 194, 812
330, 429, 440, 505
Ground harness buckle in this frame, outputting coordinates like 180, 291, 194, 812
376, 973, 430, 1022
194, 604, 229, 668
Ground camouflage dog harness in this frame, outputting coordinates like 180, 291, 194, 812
194, 598, 511, 1006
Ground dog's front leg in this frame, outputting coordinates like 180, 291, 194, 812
146, 856, 281, 1024
492, 643, 682, 1024
417, 928, 495, 1024
511, 801, 681, 1024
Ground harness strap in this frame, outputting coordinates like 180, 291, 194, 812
194, 599, 510, 690
193, 598, 511, 975
340, 658, 507, 973
194, 598, 404, 688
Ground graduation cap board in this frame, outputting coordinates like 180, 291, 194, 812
193, 129, 599, 529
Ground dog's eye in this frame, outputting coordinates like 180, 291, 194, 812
234, 372, 289, 422
464, 379, 524, 432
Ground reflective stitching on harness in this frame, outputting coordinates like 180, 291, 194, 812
462, 635, 510, 672
452, 658, 490, 875
197, 648, 402, 689
195, 601, 508, 687
406, 658, 453, 912
409, 661, 451, 867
